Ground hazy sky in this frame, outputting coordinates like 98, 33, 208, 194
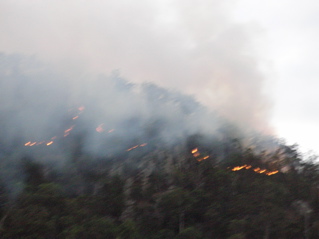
234, 0, 319, 154
1, 0, 318, 154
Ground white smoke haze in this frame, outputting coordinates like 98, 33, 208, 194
0, 0, 272, 132
0, 53, 221, 156
0, 1, 282, 198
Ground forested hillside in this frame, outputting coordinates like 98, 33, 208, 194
0, 54, 319, 238
1, 137, 319, 238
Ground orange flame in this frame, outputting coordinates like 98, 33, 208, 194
64, 125, 74, 134
232, 165, 247, 171
127, 145, 139, 151
191, 148, 209, 162
197, 156, 209, 162
64, 125, 75, 137
46, 141, 54, 146
266, 170, 279, 176
253, 167, 261, 172
231, 165, 279, 176
126, 143, 147, 151
25, 141, 31, 146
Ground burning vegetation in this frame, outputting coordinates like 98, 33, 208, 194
230, 164, 279, 176
126, 143, 147, 152
191, 148, 210, 162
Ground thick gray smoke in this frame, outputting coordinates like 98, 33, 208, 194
0, 1, 275, 197
0, 53, 233, 196
0, 53, 225, 157
0, 0, 272, 132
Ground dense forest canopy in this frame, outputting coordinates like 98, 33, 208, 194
0, 54, 318, 238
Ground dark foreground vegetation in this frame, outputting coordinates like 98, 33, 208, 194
0, 140, 319, 239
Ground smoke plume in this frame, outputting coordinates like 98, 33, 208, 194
0, 0, 272, 132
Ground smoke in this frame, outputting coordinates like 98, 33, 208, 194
0, 1, 275, 197
0, 53, 221, 156
0, 53, 220, 196
0, 0, 272, 132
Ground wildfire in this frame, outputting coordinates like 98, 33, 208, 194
191, 148, 209, 162
266, 171, 279, 176
71, 106, 85, 120
64, 125, 75, 137
126, 143, 147, 152
24, 140, 54, 147
96, 124, 105, 133
232, 165, 252, 171
191, 148, 198, 154
230, 164, 279, 176
24, 106, 85, 147
46, 141, 54, 146
197, 156, 210, 162
24, 141, 31, 146
95, 125, 115, 134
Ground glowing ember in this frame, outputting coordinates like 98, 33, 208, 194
231, 165, 279, 176
64, 125, 74, 134
24, 106, 85, 147
253, 167, 261, 173
24, 140, 55, 147
46, 141, 54, 146
24, 141, 39, 146
191, 148, 198, 154
64, 125, 75, 137
191, 147, 209, 162
96, 124, 105, 133
266, 171, 279, 176
197, 156, 209, 162
232, 165, 247, 171
126, 143, 148, 151
127, 145, 139, 151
